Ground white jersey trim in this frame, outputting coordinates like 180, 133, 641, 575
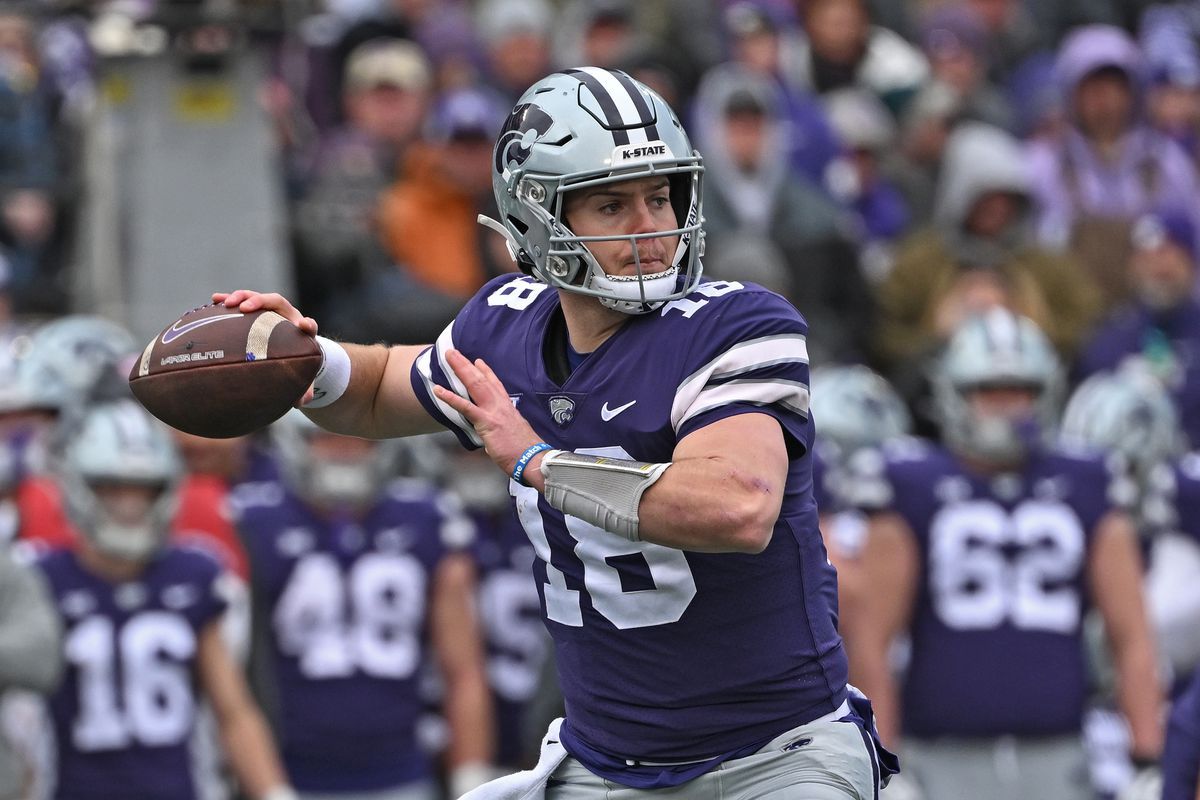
671, 334, 809, 431
415, 322, 483, 447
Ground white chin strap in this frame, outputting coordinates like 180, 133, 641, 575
588, 266, 679, 315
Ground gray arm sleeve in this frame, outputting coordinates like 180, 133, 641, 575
0, 551, 62, 693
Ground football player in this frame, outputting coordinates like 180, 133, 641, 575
809, 364, 913, 626
440, 444, 555, 770
216, 67, 895, 798
35, 399, 294, 800
846, 309, 1163, 800
233, 410, 494, 800
1163, 664, 1200, 800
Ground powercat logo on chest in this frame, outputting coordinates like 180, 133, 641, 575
612, 141, 674, 164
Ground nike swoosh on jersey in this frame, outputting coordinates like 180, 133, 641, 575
160, 313, 244, 345
600, 400, 637, 421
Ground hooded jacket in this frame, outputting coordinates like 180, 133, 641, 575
877, 123, 1101, 367
1025, 25, 1200, 248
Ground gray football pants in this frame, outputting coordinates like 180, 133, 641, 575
545, 716, 879, 799
896, 735, 1090, 800
299, 781, 438, 800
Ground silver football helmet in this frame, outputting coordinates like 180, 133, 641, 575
482, 67, 705, 314
57, 400, 182, 562
1060, 365, 1180, 480
933, 308, 1064, 463
3, 315, 138, 417
810, 365, 912, 455
271, 409, 402, 511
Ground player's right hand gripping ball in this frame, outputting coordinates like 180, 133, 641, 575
129, 303, 323, 439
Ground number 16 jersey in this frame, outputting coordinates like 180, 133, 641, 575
410, 276, 848, 782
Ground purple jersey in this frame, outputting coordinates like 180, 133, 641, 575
857, 439, 1115, 738
410, 275, 847, 783
471, 507, 549, 768
1164, 666, 1200, 800
36, 547, 228, 800
233, 476, 473, 793
1166, 453, 1200, 546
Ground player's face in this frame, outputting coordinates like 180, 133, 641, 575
562, 176, 680, 278
92, 483, 161, 526
967, 385, 1038, 420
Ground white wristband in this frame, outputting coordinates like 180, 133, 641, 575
261, 787, 299, 800
305, 336, 351, 408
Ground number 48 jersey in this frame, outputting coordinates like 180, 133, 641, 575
411, 276, 847, 782
35, 546, 229, 800
854, 439, 1118, 738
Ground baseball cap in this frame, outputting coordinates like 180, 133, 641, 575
428, 87, 508, 142
344, 39, 432, 93
1132, 207, 1198, 263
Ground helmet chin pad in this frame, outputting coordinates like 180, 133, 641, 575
92, 519, 165, 562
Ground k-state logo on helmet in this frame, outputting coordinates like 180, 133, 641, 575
612, 140, 674, 164
495, 103, 555, 176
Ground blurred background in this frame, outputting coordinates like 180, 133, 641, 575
3, 0, 1200, 798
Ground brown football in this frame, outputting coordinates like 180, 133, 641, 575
129, 303, 322, 438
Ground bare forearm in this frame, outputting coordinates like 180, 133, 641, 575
1115, 637, 1165, 758
637, 455, 780, 552
444, 671, 495, 768
221, 706, 289, 799
303, 343, 440, 439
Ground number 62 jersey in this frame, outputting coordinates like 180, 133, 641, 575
852, 438, 1121, 738
411, 276, 848, 784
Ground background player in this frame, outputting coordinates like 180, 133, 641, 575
846, 309, 1162, 800
234, 410, 494, 800
35, 399, 295, 800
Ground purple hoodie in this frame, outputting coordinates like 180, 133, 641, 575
1024, 25, 1200, 248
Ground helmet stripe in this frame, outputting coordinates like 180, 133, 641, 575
565, 68, 631, 145
609, 69, 662, 142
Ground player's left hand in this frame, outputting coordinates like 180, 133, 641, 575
434, 349, 545, 480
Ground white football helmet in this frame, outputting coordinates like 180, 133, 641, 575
483, 67, 705, 314
271, 409, 403, 511
57, 400, 182, 562
1060, 365, 1180, 480
933, 308, 1064, 463
810, 365, 912, 456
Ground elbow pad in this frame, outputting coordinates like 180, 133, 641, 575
539, 450, 670, 541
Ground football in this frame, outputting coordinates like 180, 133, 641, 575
129, 303, 323, 439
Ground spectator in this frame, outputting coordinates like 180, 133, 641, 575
476, 0, 554, 104
875, 122, 1101, 403
693, 68, 874, 365
918, 3, 1016, 132
1026, 25, 1200, 311
700, 2, 845, 197
553, 0, 646, 72
886, 80, 964, 228
375, 85, 510, 308
236, 411, 494, 799
0, 10, 67, 314
291, 38, 433, 324
821, 88, 911, 275
789, 0, 928, 115
962, 0, 1046, 85
1076, 206, 1200, 450
1140, 4, 1200, 166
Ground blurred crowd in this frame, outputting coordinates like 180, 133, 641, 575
4, 0, 1200, 798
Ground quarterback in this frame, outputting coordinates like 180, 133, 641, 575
217, 67, 895, 798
